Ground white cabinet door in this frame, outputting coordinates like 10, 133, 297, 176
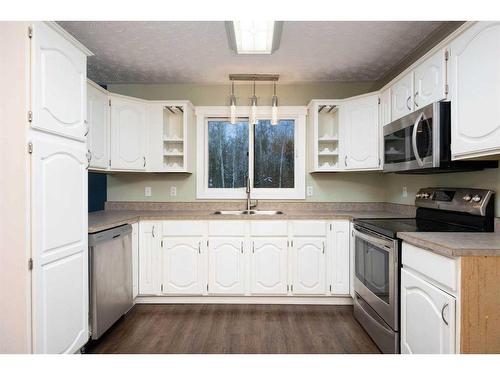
208, 238, 245, 295
379, 88, 391, 128
391, 72, 414, 121
110, 95, 147, 170
401, 268, 456, 354
414, 49, 447, 109
31, 22, 87, 141
31, 133, 88, 353
250, 238, 288, 295
163, 237, 205, 295
341, 93, 380, 170
329, 221, 350, 295
138, 221, 162, 295
292, 238, 327, 295
449, 22, 500, 159
87, 82, 109, 169
131, 222, 139, 299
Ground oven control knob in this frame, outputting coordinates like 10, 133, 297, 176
463, 194, 472, 202
422, 193, 430, 199
416, 193, 422, 198
472, 195, 482, 203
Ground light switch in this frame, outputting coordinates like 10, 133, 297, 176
170, 186, 177, 197
307, 186, 314, 197
144, 186, 152, 197
402, 186, 408, 198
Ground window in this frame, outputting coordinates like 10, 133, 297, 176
196, 106, 306, 199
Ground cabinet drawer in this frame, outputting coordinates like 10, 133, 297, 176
162, 221, 206, 236
291, 221, 327, 236
402, 242, 458, 293
250, 221, 288, 236
208, 221, 246, 236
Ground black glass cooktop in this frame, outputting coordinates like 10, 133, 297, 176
353, 218, 480, 239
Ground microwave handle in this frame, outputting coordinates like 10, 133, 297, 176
412, 112, 425, 167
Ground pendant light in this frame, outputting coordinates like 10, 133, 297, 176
271, 81, 279, 125
250, 80, 258, 125
229, 81, 237, 124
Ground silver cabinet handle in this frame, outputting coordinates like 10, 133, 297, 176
322, 241, 325, 254
344, 155, 347, 167
84, 120, 89, 137
86, 150, 92, 169
441, 303, 449, 326
252, 241, 255, 253
241, 241, 244, 254
198, 242, 201, 254
152, 225, 155, 238
414, 91, 419, 108
406, 96, 412, 111
143, 156, 146, 168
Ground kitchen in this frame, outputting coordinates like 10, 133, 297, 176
1, 2, 500, 370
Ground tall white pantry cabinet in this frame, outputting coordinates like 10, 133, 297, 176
2, 22, 92, 354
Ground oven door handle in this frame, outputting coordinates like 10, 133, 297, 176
412, 112, 425, 167
353, 228, 395, 252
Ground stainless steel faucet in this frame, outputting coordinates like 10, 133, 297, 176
246, 176, 257, 212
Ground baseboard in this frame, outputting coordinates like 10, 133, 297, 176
135, 295, 354, 305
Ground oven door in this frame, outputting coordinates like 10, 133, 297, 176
353, 226, 399, 329
383, 102, 437, 172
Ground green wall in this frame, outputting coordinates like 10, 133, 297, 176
106, 83, 500, 216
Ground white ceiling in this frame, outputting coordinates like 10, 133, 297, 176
59, 21, 446, 84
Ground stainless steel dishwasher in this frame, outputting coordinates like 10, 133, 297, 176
88, 224, 133, 340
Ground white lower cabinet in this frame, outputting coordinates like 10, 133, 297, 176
208, 237, 246, 295
250, 238, 288, 295
136, 219, 350, 299
138, 221, 162, 295
163, 237, 205, 294
329, 221, 350, 295
401, 268, 456, 354
131, 222, 139, 299
292, 238, 327, 295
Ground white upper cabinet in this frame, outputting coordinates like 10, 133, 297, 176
379, 88, 391, 128
208, 238, 246, 295
341, 93, 380, 170
146, 101, 194, 173
31, 22, 89, 141
401, 268, 456, 354
250, 238, 288, 295
163, 237, 205, 295
449, 22, 500, 159
391, 72, 414, 121
329, 221, 350, 295
87, 81, 110, 169
31, 133, 88, 353
292, 238, 327, 295
413, 49, 448, 109
138, 221, 162, 295
110, 95, 147, 170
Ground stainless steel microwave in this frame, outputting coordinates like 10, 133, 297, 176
383, 101, 497, 173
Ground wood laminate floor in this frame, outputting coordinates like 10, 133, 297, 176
86, 304, 380, 354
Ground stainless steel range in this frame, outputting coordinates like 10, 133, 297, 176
352, 187, 495, 353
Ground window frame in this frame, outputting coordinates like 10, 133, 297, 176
196, 106, 306, 200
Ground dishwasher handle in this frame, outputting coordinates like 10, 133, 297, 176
88, 224, 132, 247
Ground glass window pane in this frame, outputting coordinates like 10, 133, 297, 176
254, 119, 294, 188
208, 120, 248, 188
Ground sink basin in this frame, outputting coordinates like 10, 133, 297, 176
212, 210, 284, 216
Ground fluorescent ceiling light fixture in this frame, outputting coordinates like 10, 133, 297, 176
226, 21, 283, 54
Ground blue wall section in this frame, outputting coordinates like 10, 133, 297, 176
88, 172, 107, 212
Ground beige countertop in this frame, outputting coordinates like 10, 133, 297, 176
88, 209, 412, 233
398, 232, 500, 257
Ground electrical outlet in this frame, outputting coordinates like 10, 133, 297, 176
144, 186, 152, 197
170, 186, 177, 197
402, 186, 408, 198
307, 186, 314, 197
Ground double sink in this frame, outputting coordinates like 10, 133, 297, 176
212, 210, 284, 216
